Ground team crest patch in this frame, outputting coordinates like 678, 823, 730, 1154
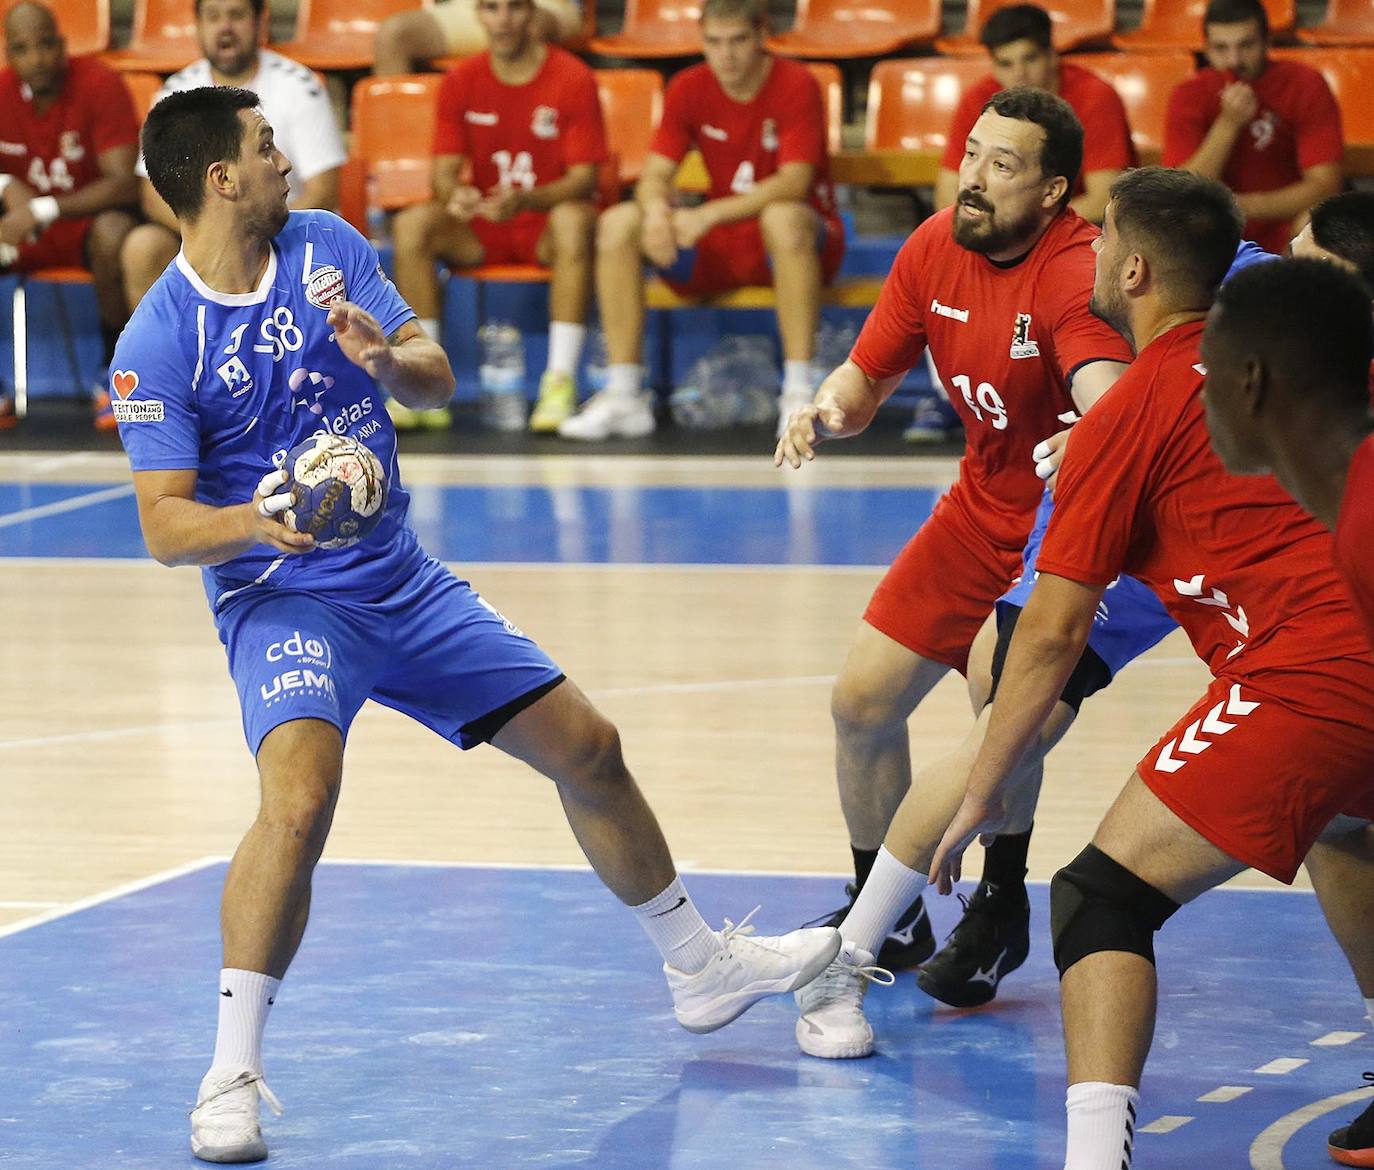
59, 130, 85, 162
762, 118, 778, 151
531, 105, 559, 139
216, 356, 254, 397
306, 265, 347, 309
1010, 312, 1040, 359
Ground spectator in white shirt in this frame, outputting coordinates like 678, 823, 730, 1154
120, 0, 346, 306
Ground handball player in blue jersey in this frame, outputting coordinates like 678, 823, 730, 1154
112, 86, 839, 1164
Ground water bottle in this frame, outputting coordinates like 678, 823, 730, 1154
584, 327, 609, 394
670, 351, 733, 429
479, 321, 527, 432
727, 335, 779, 426
810, 319, 858, 387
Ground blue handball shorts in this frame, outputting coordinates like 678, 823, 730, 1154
216, 555, 565, 756
997, 490, 1177, 679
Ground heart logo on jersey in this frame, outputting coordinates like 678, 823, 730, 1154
112, 370, 139, 399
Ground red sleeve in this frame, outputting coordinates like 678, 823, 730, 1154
433, 67, 469, 157
849, 229, 928, 380
1161, 78, 1208, 168
775, 66, 826, 168
1079, 87, 1136, 173
1291, 67, 1344, 170
89, 64, 139, 154
1035, 375, 1151, 587
560, 63, 608, 167
649, 72, 694, 164
1039, 230, 1136, 376
940, 83, 992, 172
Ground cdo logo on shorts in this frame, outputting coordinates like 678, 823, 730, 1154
260, 630, 337, 705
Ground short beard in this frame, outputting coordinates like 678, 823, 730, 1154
951, 198, 1041, 257
1089, 286, 1133, 347
246, 201, 290, 244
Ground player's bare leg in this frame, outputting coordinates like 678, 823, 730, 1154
120, 222, 181, 311
372, 8, 448, 75
561, 201, 655, 439
1057, 773, 1243, 1170
192, 717, 343, 1164
760, 200, 823, 428
1306, 819, 1374, 997
531, 199, 596, 431
491, 677, 840, 1032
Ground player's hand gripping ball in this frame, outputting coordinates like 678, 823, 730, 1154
283, 433, 388, 549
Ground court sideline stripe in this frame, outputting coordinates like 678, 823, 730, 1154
0, 483, 134, 530
1250, 1085, 1374, 1170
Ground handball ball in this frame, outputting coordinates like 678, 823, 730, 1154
285, 433, 387, 549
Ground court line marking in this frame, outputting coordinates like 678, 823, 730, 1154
0, 856, 220, 940
1198, 1086, 1254, 1103
0, 483, 135, 530
1140, 1116, 1194, 1134
1250, 1085, 1374, 1170
1256, 1058, 1310, 1075
1312, 1031, 1365, 1047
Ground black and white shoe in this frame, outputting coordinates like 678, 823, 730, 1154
915, 879, 1030, 1008
804, 883, 935, 971
1328, 1073, 1374, 1167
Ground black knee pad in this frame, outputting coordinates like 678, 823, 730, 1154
1050, 844, 1180, 977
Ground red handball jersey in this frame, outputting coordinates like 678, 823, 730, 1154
850, 207, 1133, 548
939, 63, 1138, 194
1038, 321, 1370, 676
433, 46, 607, 194
1162, 61, 1343, 255
0, 56, 137, 197
651, 58, 836, 216
1335, 432, 1374, 653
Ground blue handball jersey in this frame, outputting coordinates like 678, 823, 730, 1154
111, 210, 419, 611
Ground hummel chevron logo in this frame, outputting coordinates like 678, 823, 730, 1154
968, 947, 1010, 987
1155, 684, 1260, 774
1173, 573, 1250, 651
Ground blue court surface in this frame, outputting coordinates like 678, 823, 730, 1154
0, 481, 940, 565
0, 862, 1368, 1170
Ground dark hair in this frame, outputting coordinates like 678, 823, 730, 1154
1204, 0, 1268, 37
700, 0, 766, 25
141, 86, 260, 221
1212, 258, 1374, 414
1108, 167, 1242, 305
980, 87, 1082, 208
194, 0, 266, 16
1309, 191, 1374, 287
981, 4, 1053, 52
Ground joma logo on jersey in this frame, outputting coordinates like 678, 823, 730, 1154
1010, 313, 1040, 359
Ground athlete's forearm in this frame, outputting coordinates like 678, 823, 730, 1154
1177, 118, 1243, 181
520, 166, 597, 212
1236, 166, 1342, 221
141, 495, 263, 567
53, 174, 139, 219
378, 335, 455, 410
697, 165, 814, 228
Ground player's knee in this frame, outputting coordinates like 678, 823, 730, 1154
121, 224, 177, 272
597, 202, 641, 253
549, 201, 595, 258
759, 201, 815, 252
559, 713, 629, 791
830, 672, 905, 738
392, 204, 437, 254
87, 211, 136, 263
1050, 844, 1180, 978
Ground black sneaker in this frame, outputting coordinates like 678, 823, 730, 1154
915, 879, 1030, 1008
1328, 1073, 1374, 1167
803, 883, 935, 970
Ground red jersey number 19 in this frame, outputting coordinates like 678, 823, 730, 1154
951, 374, 1009, 430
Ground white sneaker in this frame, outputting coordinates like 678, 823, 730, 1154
794, 941, 895, 1059
558, 389, 656, 440
777, 388, 813, 439
666, 907, 841, 1034
190, 1067, 282, 1164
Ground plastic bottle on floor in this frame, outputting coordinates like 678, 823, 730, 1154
479, 322, 527, 432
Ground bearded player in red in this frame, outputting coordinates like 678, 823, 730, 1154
930, 168, 1374, 1170
562, 0, 844, 441
774, 89, 1130, 1058
0, 1, 139, 430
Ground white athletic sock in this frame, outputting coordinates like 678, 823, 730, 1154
1364, 995, 1374, 1029
417, 317, 440, 342
547, 321, 586, 376
211, 968, 281, 1073
633, 877, 722, 975
839, 846, 928, 957
605, 363, 642, 399
783, 359, 813, 396
1064, 1081, 1140, 1170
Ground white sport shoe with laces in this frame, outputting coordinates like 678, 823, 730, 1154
190, 1067, 283, 1164
665, 908, 840, 1034
558, 389, 656, 440
794, 940, 895, 1059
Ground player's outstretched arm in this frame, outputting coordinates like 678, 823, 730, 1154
132, 468, 315, 567
329, 307, 455, 410
774, 359, 899, 469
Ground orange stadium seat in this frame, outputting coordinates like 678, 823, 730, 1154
1270, 46, 1374, 146
1114, 0, 1294, 52
1297, 0, 1374, 47
766, 0, 938, 60
864, 56, 991, 154
2, 0, 109, 56
121, 70, 164, 123
346, 73, 442, 218
806, 61, 845, 154
589, 0, 702, 59
1073, 51, 1196, 159
595, 68, 664, 187
936, 0, 1115, 55
273, 0, 427, 72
